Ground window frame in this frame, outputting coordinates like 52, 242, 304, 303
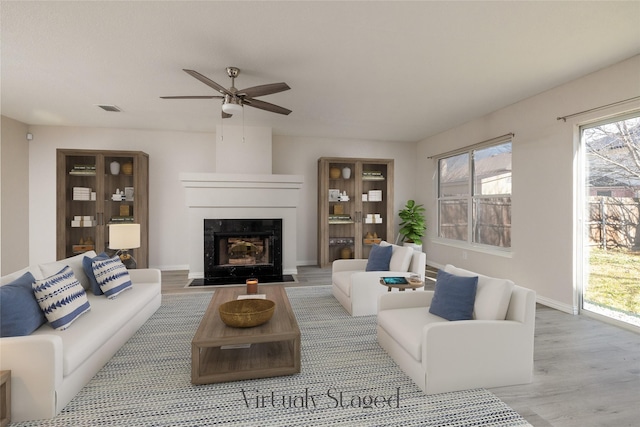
436, 137, 512, 252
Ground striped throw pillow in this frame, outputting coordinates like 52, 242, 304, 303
92, 256, 132, 299
32, 265, 91, 331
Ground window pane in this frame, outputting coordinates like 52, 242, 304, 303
439, 153, 469, 197
473, 142, 512, 196
439, 199, 468, 241
473, 197, 511, 247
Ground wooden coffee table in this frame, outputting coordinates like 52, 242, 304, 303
191, 285, 301, 385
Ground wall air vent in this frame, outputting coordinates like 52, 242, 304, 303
96, 104, 122, 112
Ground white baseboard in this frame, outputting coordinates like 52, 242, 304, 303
533, 296, 577, 315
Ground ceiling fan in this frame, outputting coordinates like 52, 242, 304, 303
161, 67, 291, 118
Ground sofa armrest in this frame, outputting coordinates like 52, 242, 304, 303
0, 334, 64, 420
407, 251, 426, 278
378, 290, 434, 311
422, 320, 533, 392
332, 259, 368, 273
128, 268, 161, 284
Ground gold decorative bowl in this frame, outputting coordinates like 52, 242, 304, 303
218, 299, 276, 328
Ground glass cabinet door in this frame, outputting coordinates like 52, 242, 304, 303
62, 153, 102, 257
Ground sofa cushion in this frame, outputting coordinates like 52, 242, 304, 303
33, 265, 91, 331
365, 244, 393, 271
31, 280, 161, 376
0, 272, 46, 337
380, 241, 413, 272
429, 270, 478, 321
83, 252, 110, 295
377, 307, 448, 361
39, 251, 97, 291
92, 256, 133, 299
444, 265, 514, 320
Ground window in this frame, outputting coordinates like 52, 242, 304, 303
579, 112, 640, 328
437, 140, 512, 248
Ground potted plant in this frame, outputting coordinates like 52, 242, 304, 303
398, 199, 426, 251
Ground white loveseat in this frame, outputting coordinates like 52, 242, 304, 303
332, 241, 426, 316
377, 264, 536, 394
0, 251, 162, 422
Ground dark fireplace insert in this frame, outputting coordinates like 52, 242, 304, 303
201, 218, 283, 285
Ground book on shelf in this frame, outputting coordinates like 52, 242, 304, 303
329, 214, 351, 220
328, 214, 353, 223
69, 165, 96, 176
109, 216, 134, 223
362, 171, 385, 180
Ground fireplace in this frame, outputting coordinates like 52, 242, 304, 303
203, 218, 283, 285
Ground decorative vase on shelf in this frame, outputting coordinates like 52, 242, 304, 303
110, 161, 120, 175
340, 246, 352, 259
122, 162, 133, 175
342, 167, 351, 179
329, 167, 341, 179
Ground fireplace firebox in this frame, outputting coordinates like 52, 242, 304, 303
203, 219, 283, 285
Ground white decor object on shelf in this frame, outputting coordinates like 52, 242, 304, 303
110, 161, 120, 175
342, 167, 351, 179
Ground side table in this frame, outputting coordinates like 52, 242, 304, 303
379, 277, 424, 292
0, 370, 10, 427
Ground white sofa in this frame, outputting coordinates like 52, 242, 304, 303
377, 264, 536, 395
0, 251, 162, 422
332, 242, 426, 316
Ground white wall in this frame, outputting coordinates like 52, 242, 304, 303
1, 116, 30, 273
27, 126, 216, 269
418, 55, 640, 313
24, 126, 418, 270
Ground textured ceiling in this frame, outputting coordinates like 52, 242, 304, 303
2, 1, 639, 142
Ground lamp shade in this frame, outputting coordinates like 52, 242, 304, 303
108, 223, 141, 250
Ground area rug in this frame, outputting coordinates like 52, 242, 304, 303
13, 286, 531, 427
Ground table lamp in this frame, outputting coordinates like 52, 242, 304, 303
108, 223, 141, 269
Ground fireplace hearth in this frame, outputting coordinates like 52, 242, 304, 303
200, 218, 283, 285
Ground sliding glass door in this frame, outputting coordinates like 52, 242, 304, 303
580, 113, 640, 328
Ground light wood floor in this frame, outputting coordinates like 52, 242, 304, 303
160, 267, 640, 427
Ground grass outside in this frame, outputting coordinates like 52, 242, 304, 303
586, 247, 640, 318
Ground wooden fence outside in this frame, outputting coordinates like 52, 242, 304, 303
587, 196, 639, 250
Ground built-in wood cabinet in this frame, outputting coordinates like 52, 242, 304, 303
56, 149, 149, 267
317, 157, 394, 267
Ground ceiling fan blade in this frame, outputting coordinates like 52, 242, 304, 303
160, 95, 223, 99
183, 69, 231, 96
243, 98, 292, 115
237, 82, 290, 98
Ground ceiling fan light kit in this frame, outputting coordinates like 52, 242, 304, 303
222, 96, 243, 115
161, 67, 291, 119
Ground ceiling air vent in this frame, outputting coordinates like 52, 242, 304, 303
96, 104, 122, 112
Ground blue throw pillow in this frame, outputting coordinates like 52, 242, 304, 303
83, 252, 110, 295
0, 272, 46, 337
365, 244, 393, 271
92, 256, 133, 299
429, 270, 478, 321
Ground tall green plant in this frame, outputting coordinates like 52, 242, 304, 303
398, 199, 426, 245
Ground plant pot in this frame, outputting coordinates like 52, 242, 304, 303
403, 242, 423, 252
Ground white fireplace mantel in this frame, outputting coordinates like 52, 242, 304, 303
180, 173, 304, 279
